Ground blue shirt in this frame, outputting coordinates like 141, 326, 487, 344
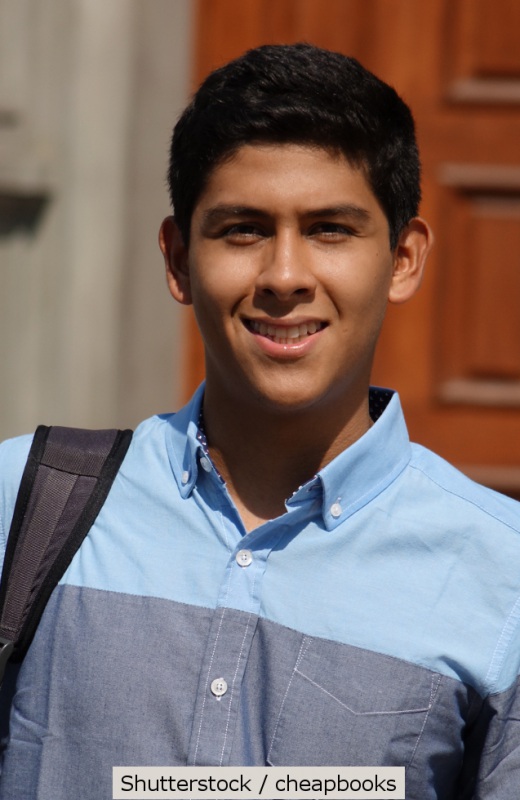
0, 385, 519, 799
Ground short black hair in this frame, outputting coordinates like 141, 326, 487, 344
168, 43, 421, 250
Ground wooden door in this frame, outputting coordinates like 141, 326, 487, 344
183, 0, 520, 499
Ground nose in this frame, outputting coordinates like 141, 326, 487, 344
255, 230, 316, 301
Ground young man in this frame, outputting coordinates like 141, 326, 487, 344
0, 43, 519, 799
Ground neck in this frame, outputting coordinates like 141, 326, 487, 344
201, 386, 372, 531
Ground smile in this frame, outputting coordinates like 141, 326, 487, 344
245, 319, 326, 345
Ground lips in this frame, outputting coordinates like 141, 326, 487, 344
245, 319, 326, 345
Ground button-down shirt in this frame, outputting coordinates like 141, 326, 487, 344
0, 385, 520, 799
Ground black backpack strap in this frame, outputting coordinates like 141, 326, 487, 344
0, 425, 133, 684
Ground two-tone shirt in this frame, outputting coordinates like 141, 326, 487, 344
0, 385, 520, 799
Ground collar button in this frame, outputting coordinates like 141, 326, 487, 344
199, 456, 212, 472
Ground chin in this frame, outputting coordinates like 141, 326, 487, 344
248, 381, 332, 415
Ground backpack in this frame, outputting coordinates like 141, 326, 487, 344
0, 425, 133, 687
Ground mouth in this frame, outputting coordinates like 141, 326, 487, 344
243, 318, 327, 345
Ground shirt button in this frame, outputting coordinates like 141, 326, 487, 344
236, 549, 253, 567
199, 456, 212, 472
210, 677, 228, 697
330, 502, 342, 518
181, 470, 190, 485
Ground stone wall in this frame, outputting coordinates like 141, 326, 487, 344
0, 0, 192, 438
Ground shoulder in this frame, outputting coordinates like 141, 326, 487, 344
407, 443, 520, 534
121, 413, 176, 470
94, 414, 180, 505
388, 443, 520, 694
0, 414, 173, 552
0, 414, 176, 536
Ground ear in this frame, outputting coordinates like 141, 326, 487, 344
388, 217, 433, 304
159, 216, 193, 305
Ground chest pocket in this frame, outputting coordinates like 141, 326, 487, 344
267, 636, 441, 767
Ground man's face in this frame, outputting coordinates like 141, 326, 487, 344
163, 143, 425, 415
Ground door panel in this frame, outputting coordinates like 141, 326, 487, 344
184, 0, 520, 498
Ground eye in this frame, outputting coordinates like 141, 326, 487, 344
309, 222, 355, 241
222, 223, 266, 244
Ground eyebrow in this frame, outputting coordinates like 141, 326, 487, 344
201, 203, 372, 226
305, 205, 372, 222
201, 206, 268, 226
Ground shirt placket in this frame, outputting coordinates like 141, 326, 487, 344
187, 603, 258, 766
186, 494, 278, 767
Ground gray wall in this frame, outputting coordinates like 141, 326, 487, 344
0, 0, 193, 439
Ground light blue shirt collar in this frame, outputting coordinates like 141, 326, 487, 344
166, 382, 206, 498
316, 389, 411, 529
166, 383, 412, 529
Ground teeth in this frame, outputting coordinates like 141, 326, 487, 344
249, 320, 323, 341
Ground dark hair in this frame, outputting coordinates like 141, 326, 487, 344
168, 43, 421, 250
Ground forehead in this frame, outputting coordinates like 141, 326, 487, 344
193, 142, 380, 215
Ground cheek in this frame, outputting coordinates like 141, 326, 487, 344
189, 246, 253, 299
188, 270, 246, 345
330, 262, 393, 344
331, 266, 392, 315
191, 280, 259, 336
